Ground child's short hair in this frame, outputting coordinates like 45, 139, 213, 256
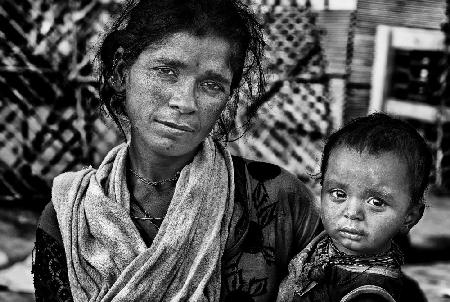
321, 113, 432, 206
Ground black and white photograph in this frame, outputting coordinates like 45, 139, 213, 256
0, 0, 449, 301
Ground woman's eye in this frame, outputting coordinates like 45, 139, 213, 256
367, 197, 385, 208
200, 81, 225, 94
154, 67, 177, 77
330, 189, 346, 200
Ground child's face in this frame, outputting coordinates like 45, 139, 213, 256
321, 146, 419, 255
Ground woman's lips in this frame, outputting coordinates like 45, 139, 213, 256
157, 120, 196, 132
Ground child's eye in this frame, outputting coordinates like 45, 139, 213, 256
330, 189, 346, 200
367, 197, 385, 208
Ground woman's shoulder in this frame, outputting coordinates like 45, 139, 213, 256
42, 166, 99, 243
37, 202, 63, 245
53, 167, 95, 190
233, 155, 314, 201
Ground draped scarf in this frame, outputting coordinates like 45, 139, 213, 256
52, 138, 234, 301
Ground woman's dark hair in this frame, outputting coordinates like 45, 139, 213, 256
320, 113, 433, 206
98, 0, 265, 140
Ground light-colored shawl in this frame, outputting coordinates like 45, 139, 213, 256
52, 138, 234, 302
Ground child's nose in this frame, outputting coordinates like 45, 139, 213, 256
344, 198, 364, 221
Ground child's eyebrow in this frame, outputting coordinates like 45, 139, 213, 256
322, 178, 347, 189
365, 188, 395, 201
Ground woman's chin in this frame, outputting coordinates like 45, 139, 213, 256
132, 135, 198, 158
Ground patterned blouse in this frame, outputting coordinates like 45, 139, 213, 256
32, 156, 322, 302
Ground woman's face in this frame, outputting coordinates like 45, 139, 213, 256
123, 32, 233, 159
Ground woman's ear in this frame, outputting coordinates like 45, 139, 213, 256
401, 203, 424, 234
109, 47, 127, 92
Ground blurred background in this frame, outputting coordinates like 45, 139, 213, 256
0, 0, 449, 301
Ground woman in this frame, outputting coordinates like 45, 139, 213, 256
32, 0, 321, 301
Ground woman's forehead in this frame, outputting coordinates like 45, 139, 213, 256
137, 32, 233, 73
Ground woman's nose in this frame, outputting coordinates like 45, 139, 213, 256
168, 80, 198, 114
344, 198, 364, 221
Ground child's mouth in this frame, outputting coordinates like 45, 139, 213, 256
339, 228, 364, 240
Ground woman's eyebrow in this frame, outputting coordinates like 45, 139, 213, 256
153, 58, 188, 69
153, 58, 231, 84
151, 55, 232, 85
203, 70, 231, 85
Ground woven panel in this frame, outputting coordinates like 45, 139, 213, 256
0, 0, 122, 203
230, 3, 330, 192
0, 0, 333, 203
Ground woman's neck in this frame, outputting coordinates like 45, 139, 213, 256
127, 141, 196, 182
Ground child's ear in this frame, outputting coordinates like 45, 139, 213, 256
400, 204, 424, 234
108, 47, 127, 92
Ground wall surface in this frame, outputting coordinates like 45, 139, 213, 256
346, 0, 446, 122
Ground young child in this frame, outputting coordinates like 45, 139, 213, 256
277, 113, 432, 302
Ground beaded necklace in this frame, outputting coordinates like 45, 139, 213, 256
128, 168, 181, 186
